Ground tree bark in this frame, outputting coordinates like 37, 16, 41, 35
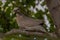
45, 0, 60, 37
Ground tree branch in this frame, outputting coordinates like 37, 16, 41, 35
5, 29, 57, 38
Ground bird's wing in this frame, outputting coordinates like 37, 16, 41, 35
16, 13, 43, 27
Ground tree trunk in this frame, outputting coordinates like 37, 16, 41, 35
45, 0, 60, 37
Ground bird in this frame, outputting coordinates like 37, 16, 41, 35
14, 7, 46, 33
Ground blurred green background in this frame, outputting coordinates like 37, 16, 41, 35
0, 0, 56, 40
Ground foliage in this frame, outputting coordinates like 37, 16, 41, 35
3, 33, 58, 40
0, 0, 19, 32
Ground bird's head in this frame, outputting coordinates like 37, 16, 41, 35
14, 7, 24, 15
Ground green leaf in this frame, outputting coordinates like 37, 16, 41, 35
0, 1, 2, 6
3, 2, 10, 9
35, 10, 44, 19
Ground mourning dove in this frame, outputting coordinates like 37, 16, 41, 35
14, 8, 46, 32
